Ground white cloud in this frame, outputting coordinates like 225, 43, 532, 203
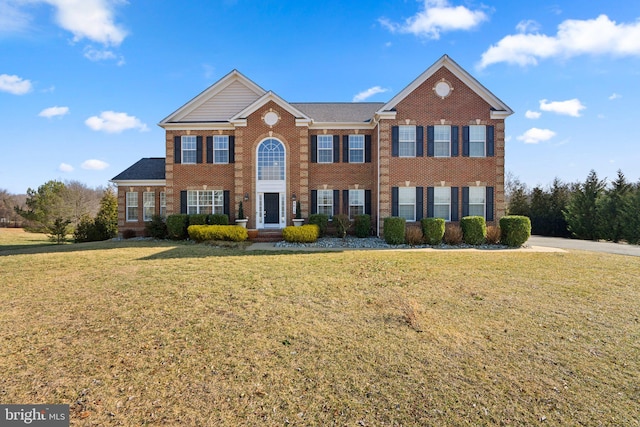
539, 98, 585, 117
0, 74, 32, 95
517, 128, 556, 144
81, 159, 109, 170
85, 111, 148, 133
0, 0, 32, 33
479, 14, 640, 68
525, 110, 541, 119
608, 92, 621, 100
380, 0, 487, 39
39, 106, 69, 118
353, 86, 389, 102
58, 163, 74, 172
516, 19, 540, 34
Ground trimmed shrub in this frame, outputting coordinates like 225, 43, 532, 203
500, 215, 531, 247
333, 214, 351, 238
383, 217, 405, 245
74, 214, 98, 243
282, 224, 320, 243
354, 214, 371, 238
461, 216, 487, 245
167, 214, 189, 239
145, 215, 168, 239
443, 223, 463, 245
421, 217, 445, 245
486, 225, 501, 245
188, 214, 207, 225
188, 225, 248, 242
308, 213, 329, 237
405, 225, 423, 246
207, 213, 229, 225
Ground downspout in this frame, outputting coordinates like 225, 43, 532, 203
376, 118, 381, 237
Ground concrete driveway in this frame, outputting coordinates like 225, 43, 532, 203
527, 235, 640, 257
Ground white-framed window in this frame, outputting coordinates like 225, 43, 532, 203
349, 189, 365, 219
317, 189, 333, 217
398, 187, 416, 221
349, 135, 365, 163
469, 125, 486, 157
213, 135, 229, 164
434, 125, 451, 157
469, 187, 486, 217
317, 135, 333, 163
257, 138, 285, 181
434, 187, 451, 221
187, 190, 223, 215
160, 192, 166, 218
181, 135, 197, 164
399, 125, 416, 157
126, 192, 138, 222
143, 192, 155, 221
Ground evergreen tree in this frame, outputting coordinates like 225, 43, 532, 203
507, 181, 530, 216
529, 187, 551, 235
93, 187, 118, 240
547, 178, 571, 237
622, 181, 640, 244
15, 180, 71, 237
597, 170, 632, 242
563, 170, 606, 240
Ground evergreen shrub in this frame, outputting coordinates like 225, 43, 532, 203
461, 216, 486, 245
207, 213, 229, 225
421, 217, 445, 245
167, 214, 189, 239
308, 214, 329, 236
499, 216, 531, 247
354, 214, 371, 238
188, 225, 248, 242
383, 217, 405, 245
282, 224, 320, 243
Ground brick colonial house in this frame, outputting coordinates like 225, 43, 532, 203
111, 55, 513, 236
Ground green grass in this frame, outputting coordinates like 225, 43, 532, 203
1, 229, 639, 426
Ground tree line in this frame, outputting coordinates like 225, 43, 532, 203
507, 169, 640, 244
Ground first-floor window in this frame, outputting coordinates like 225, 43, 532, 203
160, 192, 166, 217
469, 187, 486, 217
349, 189, 364, 219
317, 189, 333, 217
349, 135, 364, 163
143, 192, 155, 221
126, 192, 138, 222
434, 187, 451, 221
187, 190, 223, 215
398, 187, 416, 221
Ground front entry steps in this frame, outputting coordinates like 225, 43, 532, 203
249, 229, 283, 242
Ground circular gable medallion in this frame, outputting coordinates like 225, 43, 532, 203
264, 111, 279, 126
434, 81, 452, 98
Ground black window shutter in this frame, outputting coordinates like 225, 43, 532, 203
229, 136, 235, 163
310, 136, 317, 163
391, 187, 399, 217
391, 126, 399, 157
365, 190, 372, 215
343, 135, 349, 163
427, 126, 435, 157
342, 190, 349, 215
333, 135, 340, 163
462, 187, 469, 217
180, 190, 187, 214
427, 187, 434, 217
174, 136, 181, 164
451, 187, 459, 221
462, 126, 470, 157
223, 190, 230, 218
333, 189, 340, 216
452, 126, 459, 157
206, 136, 213, 164
311, 190, 317, 214
416, 126, 424, 157
196, 136, 203, 164
365, 135, 372, 163
486, 187, 494, 221
416, 187, 424, 220
486, 126, 495, 157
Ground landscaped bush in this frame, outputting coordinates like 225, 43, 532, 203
461, 216, 487, 245
443, 223, 463, 245
145, 215, 168, 239
282, 224, 320, 243
188, 214, 207, 225
333, 214, 350, 238
207, 213, 229, 225
421, 217, 445, 245
354, 214, 371, 238
500, 215, 531, 247
308, 214, 329, 237
187, 225, 248, 242
74, 214, 99, 243
405, 226, 423, 246
166, 214, 189, 239
383, 217, 405, 245
486, 225, 501, 245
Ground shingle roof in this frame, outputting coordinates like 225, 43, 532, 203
290, 102, 384, 123
111, 158, 166, 181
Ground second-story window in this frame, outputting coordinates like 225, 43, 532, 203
399, 126, 416, 157
434, 125, 451, 157
469, 125, 486, 157
213, 135, 229, 164
317, 135, 333, 163
349, 135, 364, 163
181, 135, 197, 164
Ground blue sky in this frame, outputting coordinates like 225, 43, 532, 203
1, 0, 639, 194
